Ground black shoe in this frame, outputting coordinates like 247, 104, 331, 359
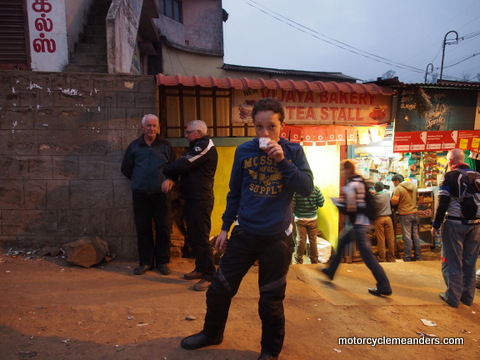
368, 288, 392, 296
157, 264, 171, 275
320, 267, 334, 280
133, 265, 151, 275
258, 353, 278, 360
184, 270, 203, 280
460, 297, 472, 306
439, 292, 458, 308
193, 279, 211, 291
181, 331, 223, 350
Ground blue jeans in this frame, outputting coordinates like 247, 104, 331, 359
441, 221, 480, 307
399, 213, 421, 261
326, 224, 391, 292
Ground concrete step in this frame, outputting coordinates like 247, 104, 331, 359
87, 15, 107, 26
81, 33, 107, 44
70, 52, 107, 65
64, 64, 108, 73
82, 26, 106, 38
75, 43, 107, 53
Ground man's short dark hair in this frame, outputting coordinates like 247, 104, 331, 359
374, 182, 384, 192
251, 98, 285, 123
391, 174, 404, 183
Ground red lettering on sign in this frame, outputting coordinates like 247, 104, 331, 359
320, 107, 329, 120
261, 89, 272, 98
305, 107, 315, 120
350, 93, 358, 104
284, 91, 296, 102
32, 0, 52, 13
304, 92, 314, 103
34, 17, 53, 32
285, 106, 295, 119
33, 36, 56, 53
297, 106, 306, 120
339, 92, 348, 104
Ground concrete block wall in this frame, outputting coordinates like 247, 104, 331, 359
0, 70, 157, 259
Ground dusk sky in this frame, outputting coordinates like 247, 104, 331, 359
222, 0, 480, 83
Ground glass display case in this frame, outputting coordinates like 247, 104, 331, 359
417, 189, 434, 244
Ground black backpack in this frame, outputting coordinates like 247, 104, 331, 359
350, 175, 379, 221
455, 168, 480, 220
360, 179, 379, 221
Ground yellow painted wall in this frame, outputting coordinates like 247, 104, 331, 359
210, 146, 237, 236
210, 145, 341, 248
304, 146, 341, 248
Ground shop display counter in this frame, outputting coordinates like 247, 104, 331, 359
417, 189, 434, 244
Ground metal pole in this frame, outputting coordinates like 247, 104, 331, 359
439, 30, 459, 81
424, 63, 434, 83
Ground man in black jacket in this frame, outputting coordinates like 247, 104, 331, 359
121, 114, 176, 276
432, 148, 480, 307
164, 120, 218, 291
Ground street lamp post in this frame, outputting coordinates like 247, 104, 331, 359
424, 63, 434, 83
439, 30, 459, 81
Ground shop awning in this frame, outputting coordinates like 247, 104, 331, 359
156, 74, 395, 95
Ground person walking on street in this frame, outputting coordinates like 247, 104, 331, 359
373, 182, 396, 262
432, 148, 480, 308
293, 185, 325, 264
321, 160, 392, 297
391, 174, 422, 261
180, 98, 313, 360
164, 120, 218, 291
121, 114, 176, 276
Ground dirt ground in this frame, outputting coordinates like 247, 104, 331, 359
1, 250, 479, 360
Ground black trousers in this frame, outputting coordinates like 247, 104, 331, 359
132, 191, 170, 266
203, 226, 293, 356
184, 197, 216, 280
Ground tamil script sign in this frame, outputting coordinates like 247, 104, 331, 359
27, 0, 68, 71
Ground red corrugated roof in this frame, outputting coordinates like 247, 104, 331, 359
156, 74, 395, 95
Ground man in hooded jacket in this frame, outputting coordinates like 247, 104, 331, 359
391, 174, 421, 262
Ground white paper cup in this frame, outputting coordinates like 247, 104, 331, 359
259, 137, 271, 149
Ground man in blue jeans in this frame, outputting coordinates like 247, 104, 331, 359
432, 149, 480, 307
180, 98, 313, 360
391, 174, 422, 261
321, 160, 392, 297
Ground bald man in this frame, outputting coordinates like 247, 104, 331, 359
432, 149, 480, 308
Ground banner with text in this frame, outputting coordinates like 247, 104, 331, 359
280, 125, 387, 146
393, 130, 480, 153
233, 89, 391, 126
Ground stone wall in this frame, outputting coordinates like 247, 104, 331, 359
0, 70, 157, 259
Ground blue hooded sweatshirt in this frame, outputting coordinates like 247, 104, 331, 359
221, 137, 313, 237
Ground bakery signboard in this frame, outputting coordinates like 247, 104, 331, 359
233, 89, 391, 126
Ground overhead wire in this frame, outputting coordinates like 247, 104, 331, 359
238, 0, 479, 81
444, 51, 480, 69
241, 0, 425, 74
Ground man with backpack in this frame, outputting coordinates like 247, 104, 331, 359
321, 159, 392, 297
432, 148, 480, 308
